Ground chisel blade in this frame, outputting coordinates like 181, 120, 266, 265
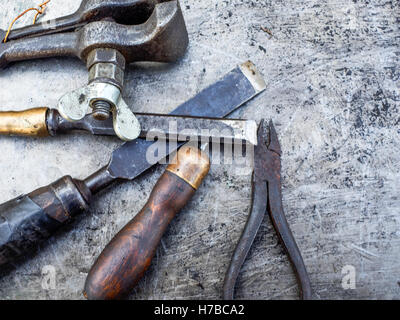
78, 113, 258, 146
107, 61, 266, 180
137, 114, 258, 146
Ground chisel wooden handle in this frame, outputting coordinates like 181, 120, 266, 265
84, 145, 210, 300
0, 107, 50, 137
0, 176, 92, 266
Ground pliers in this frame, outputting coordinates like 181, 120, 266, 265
223, 120, 312, 300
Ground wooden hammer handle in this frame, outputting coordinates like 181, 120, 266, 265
84, 145, 210, 300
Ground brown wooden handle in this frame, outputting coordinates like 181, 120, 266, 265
84, 146, 210, 300
0, 107, 49, 137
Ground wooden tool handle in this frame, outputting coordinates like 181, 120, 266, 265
0, 176, 91, 267
0, 107, 49, 137
84, 145, 210, 300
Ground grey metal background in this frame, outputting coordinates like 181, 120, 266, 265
0, 0, 399, 299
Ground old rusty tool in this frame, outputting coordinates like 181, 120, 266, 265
85, 144, 210, 300
0, 108, 258, 145
0, 61, 266, 269
223, 120, 312, 300
0, 0, 189, 141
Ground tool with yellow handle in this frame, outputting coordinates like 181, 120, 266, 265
0, 108, 49, 137
84, 145, 210, 300
0, 107, 257, 145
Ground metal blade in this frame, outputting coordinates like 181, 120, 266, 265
137, 114, 258, 146
107, 61, 266, 180
75, 113, 258, 145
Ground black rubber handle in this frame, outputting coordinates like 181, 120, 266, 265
0, 176, 91, 267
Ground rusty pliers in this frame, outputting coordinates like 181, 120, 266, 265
223, 120, 312, 300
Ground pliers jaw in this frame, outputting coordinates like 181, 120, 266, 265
253, 119, 282, 184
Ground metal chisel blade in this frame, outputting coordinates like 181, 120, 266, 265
86, 113, 258, 145
107, 61, 266, 180
138, 114, 258, 146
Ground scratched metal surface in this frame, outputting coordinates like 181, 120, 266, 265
0, 0, 399, 300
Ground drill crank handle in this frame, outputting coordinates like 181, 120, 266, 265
0, 166, 117, 267
84, 145, 210, 300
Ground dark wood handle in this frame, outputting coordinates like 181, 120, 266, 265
84, 146, 210, 300
0, 176, 91, 267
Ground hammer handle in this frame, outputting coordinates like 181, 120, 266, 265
84, 146, 210, 300
0, 176, 91, 267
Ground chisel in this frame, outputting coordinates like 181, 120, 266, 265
84, 144, 210, 300
0, 109, 257, 145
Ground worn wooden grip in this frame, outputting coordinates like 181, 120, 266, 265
0, 176, 91, 267
84, 146, 210, 300
0, 107, 49, 137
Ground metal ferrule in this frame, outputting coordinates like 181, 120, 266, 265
166, 145, 210, 190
